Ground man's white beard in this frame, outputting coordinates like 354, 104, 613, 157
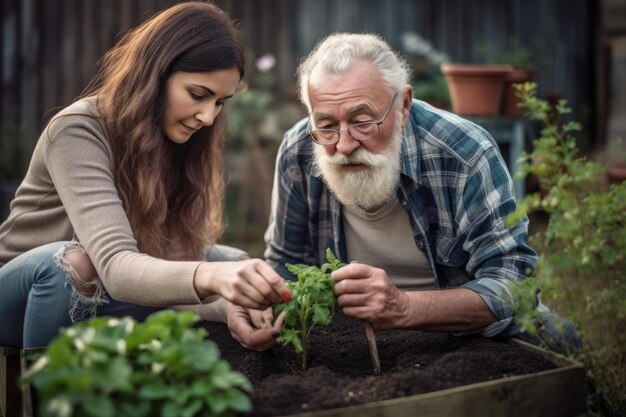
313, 117, 403, 210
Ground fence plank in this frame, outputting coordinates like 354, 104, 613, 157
17, 0, 39, 176
0, 0, 21, 179
62, 0, 80, 105
41, 0, 62, 128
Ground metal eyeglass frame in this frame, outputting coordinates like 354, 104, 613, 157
307, 92, 399, 145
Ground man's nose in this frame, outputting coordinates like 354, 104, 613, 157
334, 128, 360, 155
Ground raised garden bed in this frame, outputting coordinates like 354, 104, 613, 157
200, 311, 586, 417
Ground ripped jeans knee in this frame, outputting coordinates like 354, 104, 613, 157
54, 240, 109, 323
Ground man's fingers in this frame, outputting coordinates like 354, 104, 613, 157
336, 293, 370, 308
340, 305, 371, 321
331, 262, 374, 283
333, 276, 372, 296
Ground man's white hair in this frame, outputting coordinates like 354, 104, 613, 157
297, 32, 412, 112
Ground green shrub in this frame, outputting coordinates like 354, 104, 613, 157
507, 82, 626, 417
21, 310, 252, 417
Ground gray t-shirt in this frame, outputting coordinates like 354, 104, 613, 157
343, 198, 435, 290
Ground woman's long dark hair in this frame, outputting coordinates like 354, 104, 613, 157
81, 1, 245, 259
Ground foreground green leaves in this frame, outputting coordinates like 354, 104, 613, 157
507, 82, 626, 417
274, 248, 346, 370
21, 311, 252, 417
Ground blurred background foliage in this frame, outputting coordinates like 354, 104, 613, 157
0, 0, 613, 258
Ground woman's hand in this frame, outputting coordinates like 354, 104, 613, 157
226, 304, 286, 351
194, 259, 292, 310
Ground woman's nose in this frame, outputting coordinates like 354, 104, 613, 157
195, 103, 217, 126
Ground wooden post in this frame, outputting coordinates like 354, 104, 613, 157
0, 346, 22, 417
364, 322, 381, 375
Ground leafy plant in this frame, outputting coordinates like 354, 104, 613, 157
507, 82, 626, 417
226, 51, 276, 143
476, 37, 541, 69
412, 74, 451, 109
21, 310, 253, 417
274, 248, 346, 370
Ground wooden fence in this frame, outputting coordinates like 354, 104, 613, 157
0, 0, 596, 253
1, 0, 595, 179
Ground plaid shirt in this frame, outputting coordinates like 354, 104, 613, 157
264, 99, 537, 337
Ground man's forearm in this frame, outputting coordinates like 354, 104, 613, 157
398, 288, 497, 333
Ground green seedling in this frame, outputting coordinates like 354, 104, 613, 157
274, 248, 345, 370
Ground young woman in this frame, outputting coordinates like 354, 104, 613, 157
0, 2, 289, 350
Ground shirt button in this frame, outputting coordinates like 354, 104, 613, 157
444, 257, 449, 262
417, 242, 423, 249
401, 201, 408, 207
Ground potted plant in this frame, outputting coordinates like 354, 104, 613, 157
501, 67, 535, 118
506, 82, 626, 417
476, 38, 544, 118
440, 63, 513, 116
493, 45, 536, 118
20, 310, 253, 417
411, 74, 451, 110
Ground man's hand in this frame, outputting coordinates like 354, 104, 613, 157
331, 262, 410, 330
333, 262, 498, 333
226, 304, 286, 351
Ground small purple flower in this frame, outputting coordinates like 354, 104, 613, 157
256, 54, 276, 73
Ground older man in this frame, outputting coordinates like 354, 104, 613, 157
264, 32, 577, 353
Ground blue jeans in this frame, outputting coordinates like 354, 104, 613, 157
0, 242, 161, 348
501, 305, 581, 356
520, 314, 581, 356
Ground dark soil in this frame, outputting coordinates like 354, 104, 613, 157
200, 312, 556, 417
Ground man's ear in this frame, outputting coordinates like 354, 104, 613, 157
401, 85, 413, 127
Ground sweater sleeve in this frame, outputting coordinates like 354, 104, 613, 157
172, 296, 229, 322
44, 114, 204, 306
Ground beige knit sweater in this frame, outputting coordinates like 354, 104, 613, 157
0, 98, 226, 320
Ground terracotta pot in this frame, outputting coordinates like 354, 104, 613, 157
502, 67, 535, 118
607, 166, 626, 185
440, 64, 513, 116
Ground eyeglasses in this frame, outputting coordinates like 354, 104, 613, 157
307, 92, 398, 145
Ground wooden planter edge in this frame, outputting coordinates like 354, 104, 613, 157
281, 338, 586, 417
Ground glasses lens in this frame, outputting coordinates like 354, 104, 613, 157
350, 122, 379, 140
312, 129, 338, 144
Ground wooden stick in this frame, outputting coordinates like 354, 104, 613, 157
364, 321, 381, 375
